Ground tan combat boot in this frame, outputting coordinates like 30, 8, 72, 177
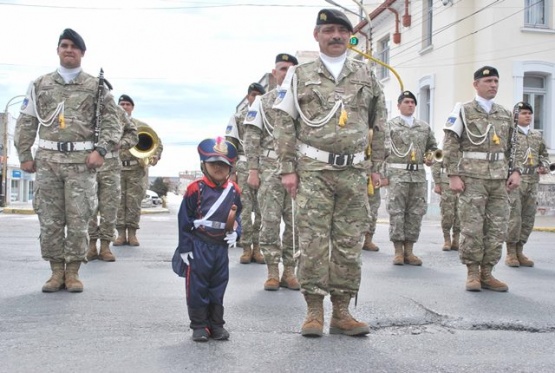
404, 241, 422, 266
86, 239, 99, 261
451, 232, 460, 251
99, 239, 116, 262
480, 265, 508, 292
392, 241, 404, 265
42, 261, 65, 293
252, 244, 265, 264
301, 294, 324, 337
516, 242, 534, 267
465, 263, 481, 292
442, 231, 452, 251
329, 294, 370, 336
127, 228, 140, 246
65, 262, 84, 293
239, 245, 253, 264
264, 263, 280, 291
362, 233, 379, 252
504, 243, 520, 267
280, 266, 300, 290
114, 228, 126, 246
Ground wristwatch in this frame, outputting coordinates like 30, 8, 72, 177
94, 146, 107, 158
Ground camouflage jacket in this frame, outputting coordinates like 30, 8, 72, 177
99, 106, 138, 172
15, 70, 121, 163
273, 57, 386, 174
513, 126, 550, 182
431, 160, 448, 184
226, 106, 248, 157
120, 118, 163, 171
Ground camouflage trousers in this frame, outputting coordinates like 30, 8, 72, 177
439, 181, 460, 233
295, 168, 369, 297
33, 159, 97, 263
507, 180, 538, 244
117, 166, 146, 230
458, 177, 509, 266
236, 160, 261, 246
257, 159, 295, 267
386, 180, 427, 242
367, 187, 381, 236
89, 162, 121, 241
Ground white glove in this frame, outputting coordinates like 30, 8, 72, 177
224, 231, 238, 248
180, 251, 194, 266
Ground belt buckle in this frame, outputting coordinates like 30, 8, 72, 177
329, 153, 351, 167
406, 164, 418, 171
487, 153, 499, 161
57, 142, 74, 152
122, 160, 130, 166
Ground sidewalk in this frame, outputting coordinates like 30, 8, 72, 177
0, 201, 170, 215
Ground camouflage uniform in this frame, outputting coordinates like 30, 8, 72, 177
14, 70, 121, 263
431, 160, 460, 249
367, 187, 381, 237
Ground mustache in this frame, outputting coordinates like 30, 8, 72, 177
328, 40, 345, 45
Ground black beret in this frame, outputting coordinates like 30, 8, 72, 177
275, 53, 299, 66
118, 94, 134, 106
515, 101, 533, 114
316, 9, 353, 33
398, 90, 417, 105
474, 66, 499, 80
248, 82, 266, 95
58, 28, 86, 52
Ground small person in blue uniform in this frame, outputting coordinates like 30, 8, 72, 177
172, 137, 242, 342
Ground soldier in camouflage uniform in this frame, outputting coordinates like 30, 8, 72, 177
225, 83, 265, 265
505, 101, 550, 268
14, 29, 122, 293
273, 9, 386, 338
431, 158, 460, 251
362, 186, 382, 252
115, 95, 163, 247
243, 53, 301, 291
383, 91, 438, 266
443, 66, 521, 292
87, 105, 138, 262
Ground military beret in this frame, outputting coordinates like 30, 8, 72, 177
316, 9, 353, 33
58, 28, 86, 52
398, 90, 417, 105
514, 101, 533, 114
474, 66, 499, 80
198, 137, 238, 166
248, 82, 266, 95
118, 94, 134, 106
275, 53, 299, 66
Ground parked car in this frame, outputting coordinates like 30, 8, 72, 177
142, 190, 162, 208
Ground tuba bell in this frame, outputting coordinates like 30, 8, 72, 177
425, 149, 444, 163
130, 125, 160, 166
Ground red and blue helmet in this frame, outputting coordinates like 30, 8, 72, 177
197, 137, 237, 166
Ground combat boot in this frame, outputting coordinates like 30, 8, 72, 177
42, 261, 65, 293
99, 239, 116, 262
465, 263, 481, 292
392, 241, 404, 265
264, 263, 280, 291
442, 231, 451, 251
362, 233, 379, 251
114, 228, 126, 246
252, 244, 265, 264
280, 266, 300, 290
239, 245, 253, 264
86, 239, 99, 261
504, 243, 520, 267
65, 261, 84, 293
516, 242, 534, 267
301, 294, 324, 337
127, 228, 140, 246
329, 294, 370, 336
451, 232, 460, 251
480, 265, 508, 292
404, 241, 422, 266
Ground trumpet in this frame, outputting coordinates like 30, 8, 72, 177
549, 163, 555, 173
130, 125, 160, 166
424, 149, 443, 163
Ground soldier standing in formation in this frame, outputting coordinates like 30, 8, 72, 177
431, 157, 461, 251
362, 168, 385, 252
443, 66, 521, 292
273, 9, 386, 337
225, 83, 265, 264
505, 101, 550, 268
115, 94, 163, 247
382, 91, 438, 266
243, 53, 301, 291
14, 28, 122, 292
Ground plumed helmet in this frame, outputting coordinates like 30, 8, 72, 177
197, 137, 237, 166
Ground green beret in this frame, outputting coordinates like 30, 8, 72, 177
514, 101, 533, 114
316, 9, 353, 33
275, 53, 299, 66
248, 82, 266, 95
398, 90, 417, 105
474, 66, 499, 80
58, 28, 86, 52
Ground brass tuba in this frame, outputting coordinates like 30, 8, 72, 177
130, 125, 160, 166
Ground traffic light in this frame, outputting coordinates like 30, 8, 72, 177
349, 36, 359, 46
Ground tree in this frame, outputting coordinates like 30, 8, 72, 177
150, 177, 169, 197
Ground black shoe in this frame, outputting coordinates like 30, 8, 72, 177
210, 326, 230, 341
192, 328, 210, 342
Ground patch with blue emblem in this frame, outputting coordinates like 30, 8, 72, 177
225, 125, 233, 134
246, 110, 257, 122
274, 90, 286, 105
20, 98, 29, 110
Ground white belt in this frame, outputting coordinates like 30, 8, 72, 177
193, 219, 226, 230
122, 160, 140, 167
297, 143, 365, 167
463, 151, 505, 161
388, 163, 423, 171
238, 155, 247, 162
105, 150, 119, 159
262, 149, 278, 160
39, 139, 94, 152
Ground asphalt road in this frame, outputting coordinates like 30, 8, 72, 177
1, 194, 554, 373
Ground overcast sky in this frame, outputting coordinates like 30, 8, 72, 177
0, 0, 366, 177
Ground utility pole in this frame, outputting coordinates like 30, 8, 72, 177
1, 95, 25, 207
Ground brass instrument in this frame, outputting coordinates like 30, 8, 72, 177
424, 149, 444, 163
549, 163, 555, 173
130, 125, 160, 166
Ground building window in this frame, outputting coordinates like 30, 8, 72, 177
419, 86, 431, 125
523, 75, 546, 131
377, 37, 390, 80
524, 0, 548, 28
422, 0, 433, 48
